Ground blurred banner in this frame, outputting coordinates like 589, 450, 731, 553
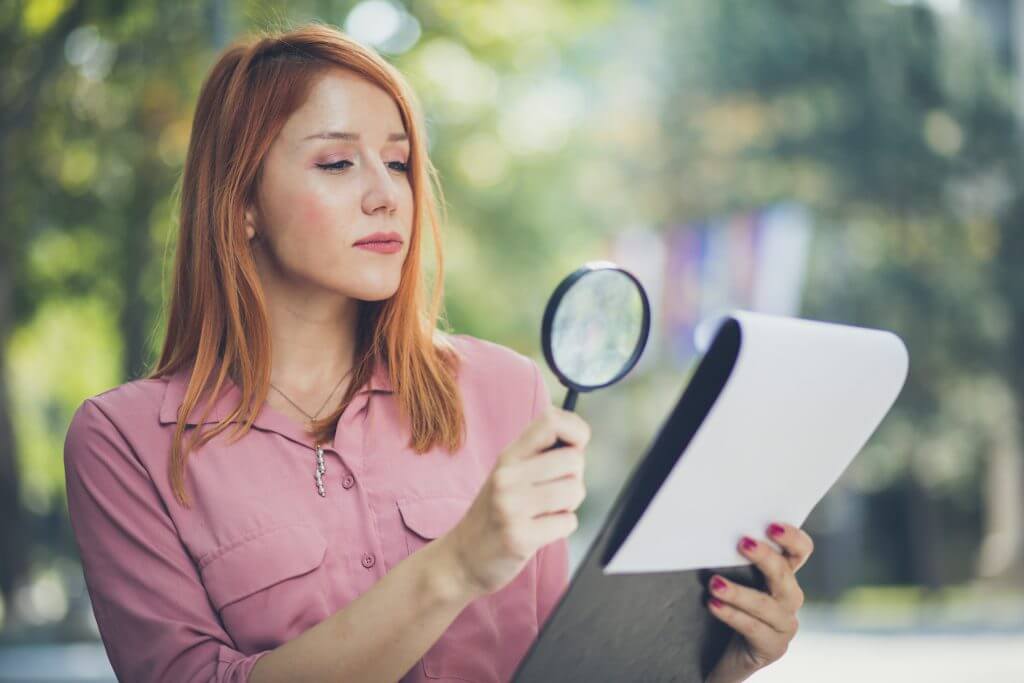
613, 202, 812, 368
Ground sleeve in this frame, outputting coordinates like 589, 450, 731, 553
526, 359, 570, 628
63, 398, 269, 682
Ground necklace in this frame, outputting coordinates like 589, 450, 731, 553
270, 366, 354, 497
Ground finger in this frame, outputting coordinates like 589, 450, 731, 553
708, 575, 798, 635
529, 476, 586, 517
518, 446, 585, 485
738, 536, 804, 612
766, 522, 815, 572
707, 596, 790, 660
520, 407, 591, 454
530, 510, 579, 546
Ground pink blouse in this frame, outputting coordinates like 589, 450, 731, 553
63, 333, 568, 682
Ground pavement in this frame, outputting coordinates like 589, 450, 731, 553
1, 606, 1022, 682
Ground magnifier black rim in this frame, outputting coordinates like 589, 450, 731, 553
541, 262, 651, 393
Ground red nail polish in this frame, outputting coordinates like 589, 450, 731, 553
741, 536, 757, 551
768, 523, 785, 538
711, 577, 727, 592
709, 597, 724, 608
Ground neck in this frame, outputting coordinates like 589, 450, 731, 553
261, 276, 361, 396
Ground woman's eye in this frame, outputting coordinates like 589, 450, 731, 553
317, 160, 407, 174
317, 160, 353, 172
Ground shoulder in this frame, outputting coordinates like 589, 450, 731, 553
64, 375, 171, 460
445, 332, 549, 420
450, 333, 540, 387
447, 333, 538, 379
73, 374, 169, 427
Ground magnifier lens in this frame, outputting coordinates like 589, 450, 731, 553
550, 268, 646, 388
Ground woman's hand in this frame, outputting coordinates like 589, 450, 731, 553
443, 405, 591, 599
706, 523, 815, 683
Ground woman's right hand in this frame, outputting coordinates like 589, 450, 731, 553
443, 405, 592, 598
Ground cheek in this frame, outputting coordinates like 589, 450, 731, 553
299, 194, 330, 229
293, 191, 352, 248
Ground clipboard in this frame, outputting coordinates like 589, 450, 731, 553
511, 311, 908, 682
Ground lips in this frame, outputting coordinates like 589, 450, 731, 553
354, 231, 403, 246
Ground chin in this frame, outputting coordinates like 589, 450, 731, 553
324, 264, 403, 301
345, 277, 402, 302
357, 287, 400, 302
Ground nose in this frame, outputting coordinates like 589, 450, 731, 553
361, 158, 399, 217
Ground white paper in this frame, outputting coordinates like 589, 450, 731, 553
603, 311, 908, 574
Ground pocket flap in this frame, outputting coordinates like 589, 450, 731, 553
397, 496, 471, 540
200, 523, 327, 610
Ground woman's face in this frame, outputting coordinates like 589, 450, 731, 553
245, 68, 414, 302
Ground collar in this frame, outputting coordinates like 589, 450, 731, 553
158, 358, 393, 427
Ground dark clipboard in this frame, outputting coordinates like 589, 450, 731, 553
511, 318, 764, 683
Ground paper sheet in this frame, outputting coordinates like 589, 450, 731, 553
603, 311, 908, 574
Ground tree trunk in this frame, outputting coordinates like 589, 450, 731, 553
977, 406, 1024, 584
0, 246, 28, 610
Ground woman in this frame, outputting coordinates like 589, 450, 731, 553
63, 22, 814, 683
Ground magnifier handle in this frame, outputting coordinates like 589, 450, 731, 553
544, 388, 579, 452
561, 388, 578, 412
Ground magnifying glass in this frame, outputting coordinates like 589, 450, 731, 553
541, 260, 651, 449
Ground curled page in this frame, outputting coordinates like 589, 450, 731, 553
603, 311, 908, 574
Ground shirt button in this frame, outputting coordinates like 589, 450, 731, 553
361, 553, 376, 569
342, 475, 355, 489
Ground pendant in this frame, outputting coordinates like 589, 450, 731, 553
314, 443, 326, 497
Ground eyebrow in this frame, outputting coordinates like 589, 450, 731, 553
302, 131, 408, 142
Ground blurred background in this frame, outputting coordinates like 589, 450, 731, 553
2, 0, 1024, 680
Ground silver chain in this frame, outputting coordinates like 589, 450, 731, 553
269, 366, 354, 498
269, 367, 353, 423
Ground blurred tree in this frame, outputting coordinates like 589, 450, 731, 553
644, 0, 1023, 592
1, 0, 87, 618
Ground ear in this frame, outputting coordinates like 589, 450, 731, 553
244, 205, 258, 241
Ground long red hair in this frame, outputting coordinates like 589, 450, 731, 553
149, 22, 464, 507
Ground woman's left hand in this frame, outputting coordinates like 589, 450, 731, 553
705, 522, 815, 683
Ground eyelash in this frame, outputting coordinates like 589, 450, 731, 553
317, 160, 409, 174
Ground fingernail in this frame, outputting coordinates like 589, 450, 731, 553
741, 536, 757, 551
710, 576, 727, 592
709, 597, 724, 608
768, 523, 785, 538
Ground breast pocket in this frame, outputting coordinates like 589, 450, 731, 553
397, 496, 471, 556
199, 523, 332, 651
396, 496, 539, 682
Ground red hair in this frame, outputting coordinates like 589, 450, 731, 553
150, 22, 464, 507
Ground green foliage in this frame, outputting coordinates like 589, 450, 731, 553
5, 0, 1024, 605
